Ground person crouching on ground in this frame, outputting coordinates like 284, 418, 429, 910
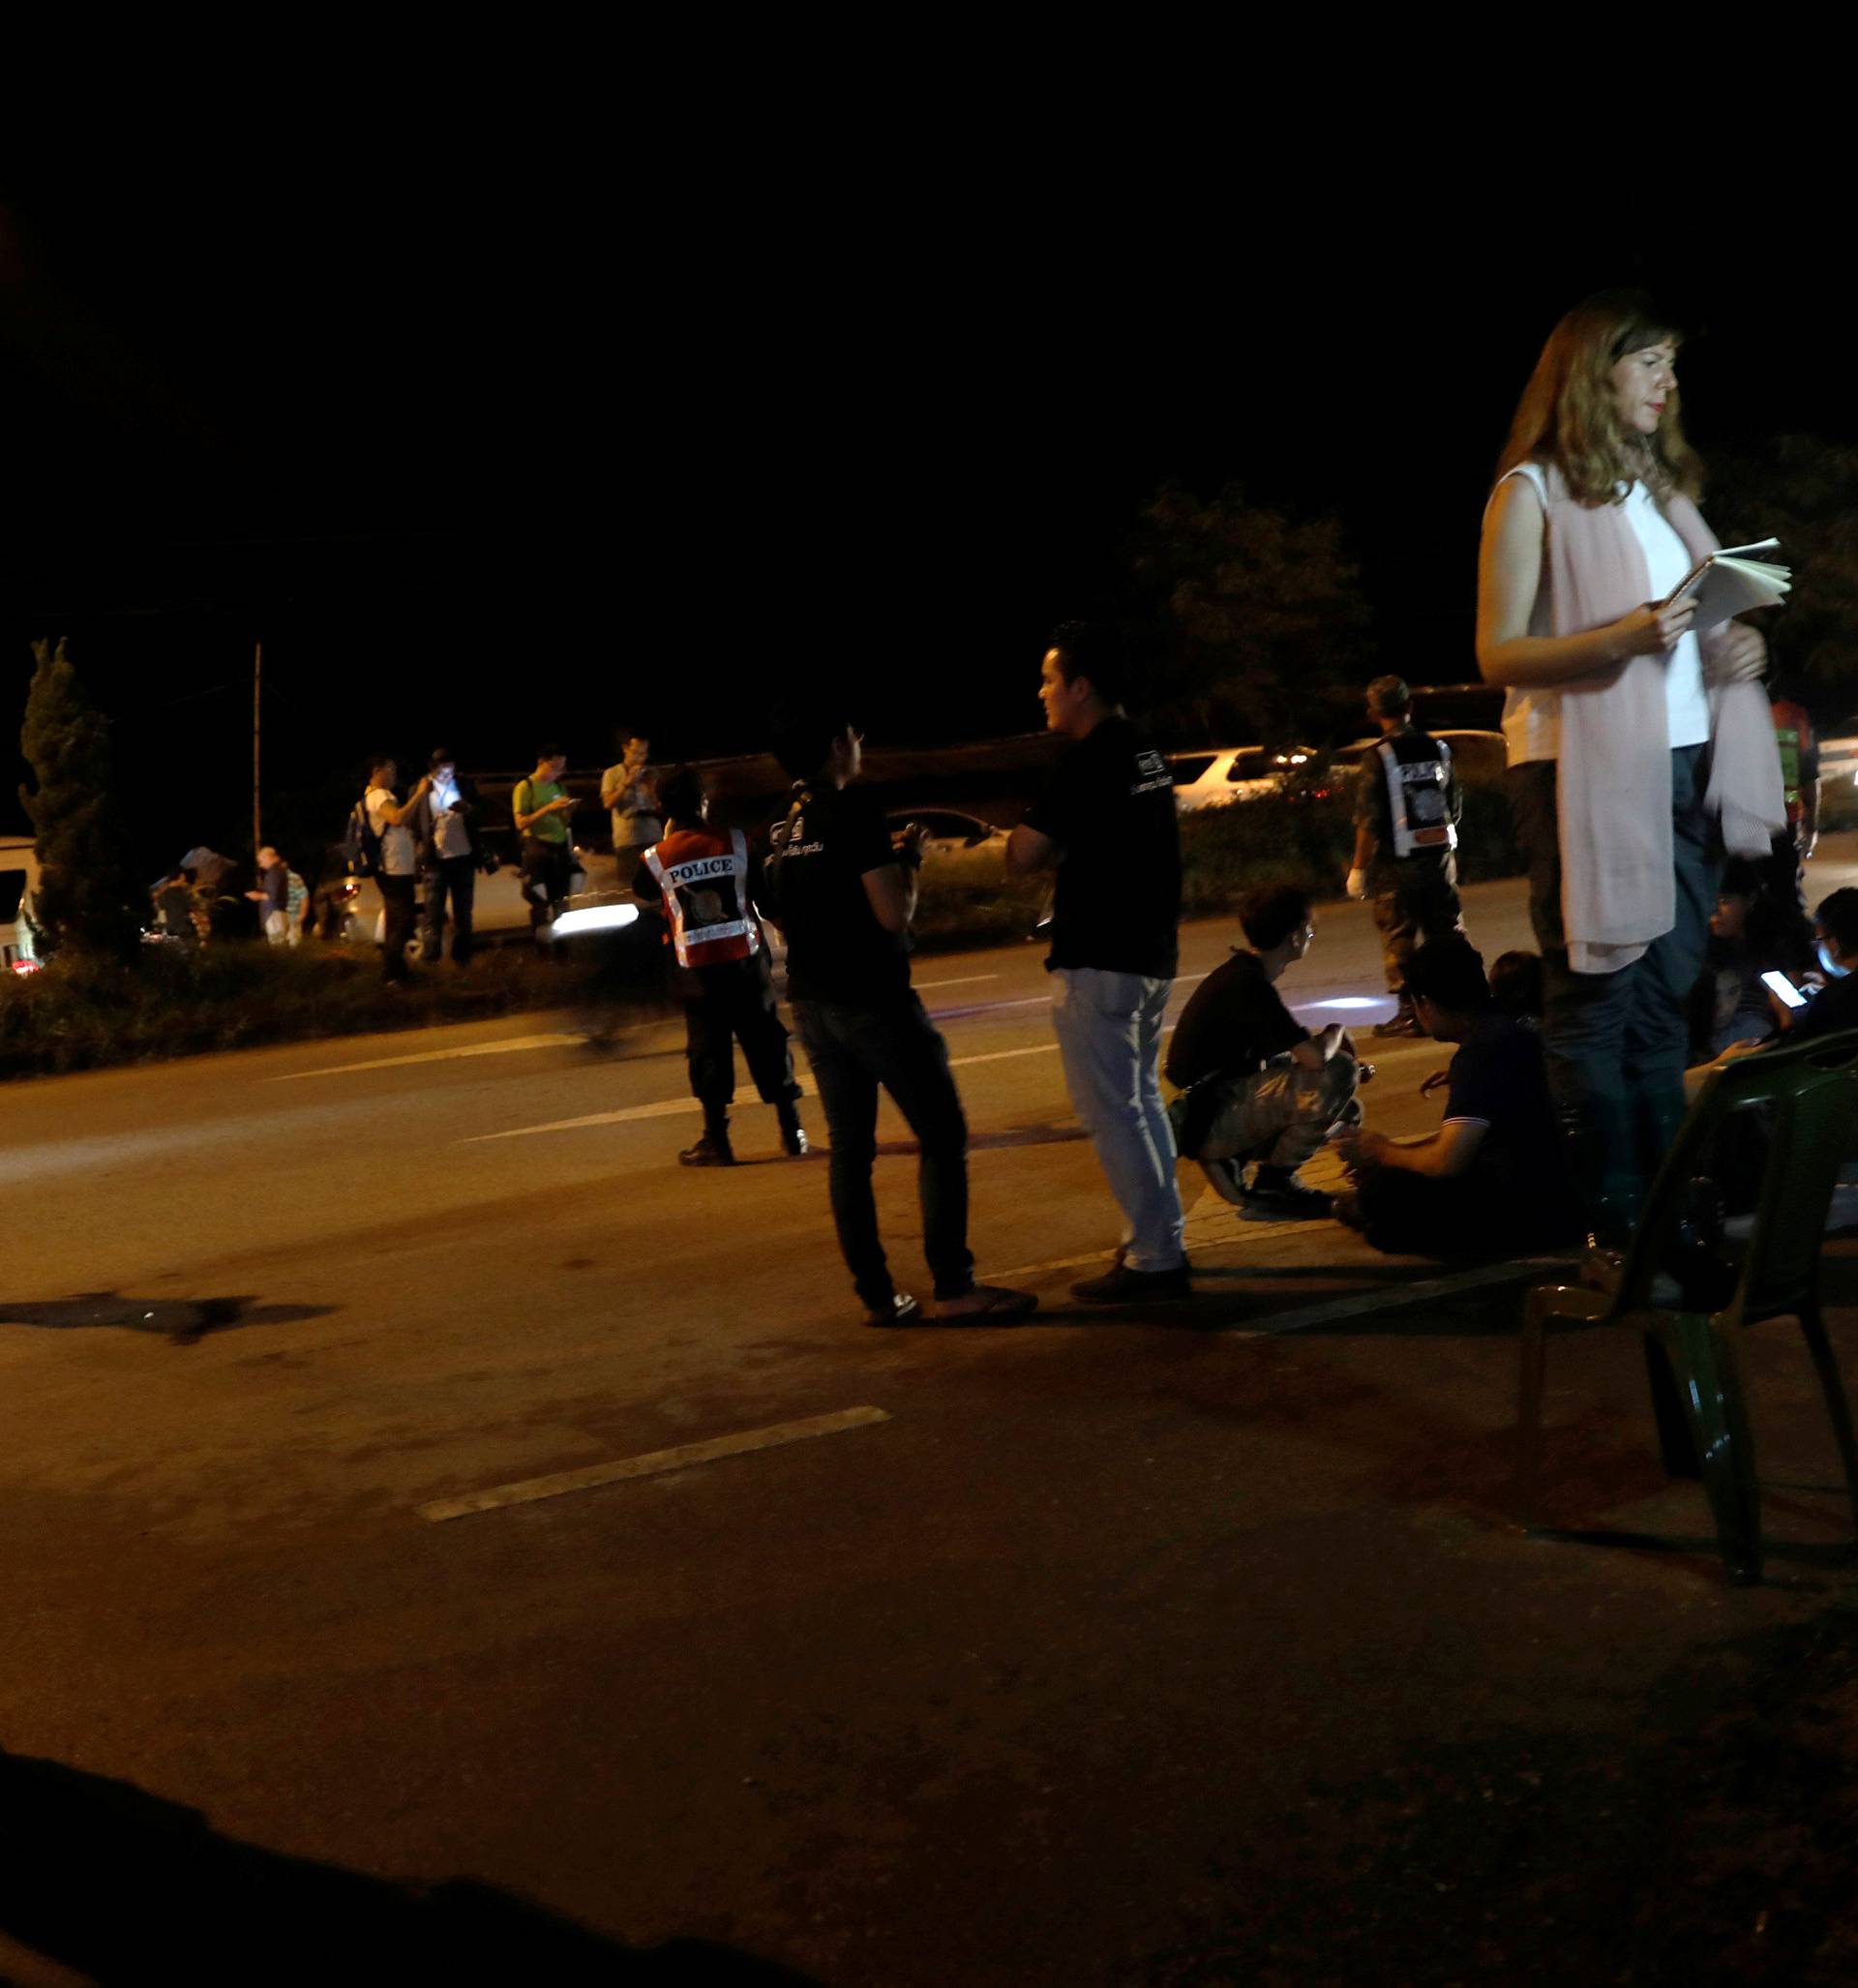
634, 763, 808, 1167
1164, 886, 1360, 1220
1334, 935, 1583, 1256
760, 700, 1035, 1328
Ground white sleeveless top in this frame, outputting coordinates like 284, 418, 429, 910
1493, 461, 1710, 766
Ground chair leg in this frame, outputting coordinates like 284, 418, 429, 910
1797, 1298, 1858, 1542
1643, 1334, 1701, 1480
1665, 1312, 1763, 1585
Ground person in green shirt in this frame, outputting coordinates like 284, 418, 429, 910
514, 744, 576, 941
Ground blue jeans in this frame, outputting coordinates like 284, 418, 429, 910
1509, 743, 1721, 1222
1049, 967, 1185, 1272
792, 994, 974, 1308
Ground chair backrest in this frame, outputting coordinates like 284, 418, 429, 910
1618, 1027, 1858, 1322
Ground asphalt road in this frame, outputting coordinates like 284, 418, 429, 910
4, 849, 1857, 1984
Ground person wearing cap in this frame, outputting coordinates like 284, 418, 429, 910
1346, 675, 1464, 1038
410, 748, 485, 964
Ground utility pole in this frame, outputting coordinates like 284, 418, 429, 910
253, 640, 263, 855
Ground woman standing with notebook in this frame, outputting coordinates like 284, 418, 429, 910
1476, 292, 1785, 1243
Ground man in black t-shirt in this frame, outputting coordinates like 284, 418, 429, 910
1335, 935, 1582, 1255
760, 701, 1034, 1329
1007, 623, 1187, 1303
1165, 888, 1360, 1219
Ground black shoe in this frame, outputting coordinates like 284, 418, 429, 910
1070, 1260, 1191, 1305
1371, 1011, 1423, 1039
778, 1115, 810, 1157
1198, 1156, 1248, 1207
678, 1131, 735, 1166
1244, 1171, 1333, 1220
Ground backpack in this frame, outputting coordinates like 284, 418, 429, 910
343, 794, 383, 878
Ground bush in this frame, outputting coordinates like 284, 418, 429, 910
0, 937, 665, 1080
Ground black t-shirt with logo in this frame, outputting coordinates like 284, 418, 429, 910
1023, 716, 1181, 979
765, 784, 911, 1005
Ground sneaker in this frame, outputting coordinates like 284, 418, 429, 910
1371, 1011, 1423, 1039
1198, 1156, 1249, 1207
864, 1293, 922, 1327
1069, 1260, 1192, 1305
780, 1123, 810, 1158
678, 1131, 736, 1167
1244, 1173, 1333, 1220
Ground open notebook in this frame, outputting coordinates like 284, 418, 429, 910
1663, 538, 1791, 630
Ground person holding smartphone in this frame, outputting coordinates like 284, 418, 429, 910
513, 743, 577, 944
1477, 292, 1785, 1242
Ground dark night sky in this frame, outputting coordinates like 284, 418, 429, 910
1, 160, 1847, 861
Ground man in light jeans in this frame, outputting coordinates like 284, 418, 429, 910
1008, 622, 1188, 1303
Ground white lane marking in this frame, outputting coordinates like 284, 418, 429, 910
464, 1042, 1062, 1143
914, 974, 1001, 989
266, 1032, 586, 1081
416, 1405, 890, 1521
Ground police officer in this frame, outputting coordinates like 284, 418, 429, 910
635, 764, 807, 1166
1345, 676, 1465, 1038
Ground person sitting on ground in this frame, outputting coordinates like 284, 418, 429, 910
1334, 934, 1584, 1255
1164, 885, 1360, 1220
1488, 949, 1543, 1025
1427, 947, 1544, 1097
1686, 862, 1801, 1065
1691, 888, 1858, 1089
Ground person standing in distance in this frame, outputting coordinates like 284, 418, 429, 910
1477, 291, 1783, 1242
412, 748, 484, 965
635, 763, 808, 1166
761, 701, 1035, 1328
1346, 675, 1465, 1038
602, 727, 663, 859
513, 743, 577, 945
361, 758, 430, 983
1006, 623, 1188, 1303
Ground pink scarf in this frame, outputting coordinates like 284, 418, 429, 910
1532, 461, 1786, 974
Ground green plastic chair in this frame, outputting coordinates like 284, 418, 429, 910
1516, 1026, 1858, 1585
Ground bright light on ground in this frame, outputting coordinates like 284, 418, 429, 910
545, 904, 641, 940
1302, 997, 1387, 1010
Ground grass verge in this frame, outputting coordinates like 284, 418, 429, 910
0, 940, 658, 1081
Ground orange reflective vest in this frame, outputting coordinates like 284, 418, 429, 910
642, 827, 762, 969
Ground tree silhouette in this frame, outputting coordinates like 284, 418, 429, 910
18, 637, 143, 961
1126, 480, 1373, 746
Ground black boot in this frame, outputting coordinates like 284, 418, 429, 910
1372, 997, 1422, 1039
679, 1113, 735, 1166
775, 1099, 809, 1158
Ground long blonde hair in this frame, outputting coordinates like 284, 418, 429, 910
1498, 291, 1704, 506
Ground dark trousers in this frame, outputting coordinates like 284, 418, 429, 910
520, 839, 573, 934
1757, 829, 1816, 974
793, 993, 974, 1308
420, 856, 477, 964
1508, 746, 1720, 1221
682, 957, 800, 1121
1356, 1166, 1583, 1258
1369, 856, 1463, 996
376, 873, 417, 981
